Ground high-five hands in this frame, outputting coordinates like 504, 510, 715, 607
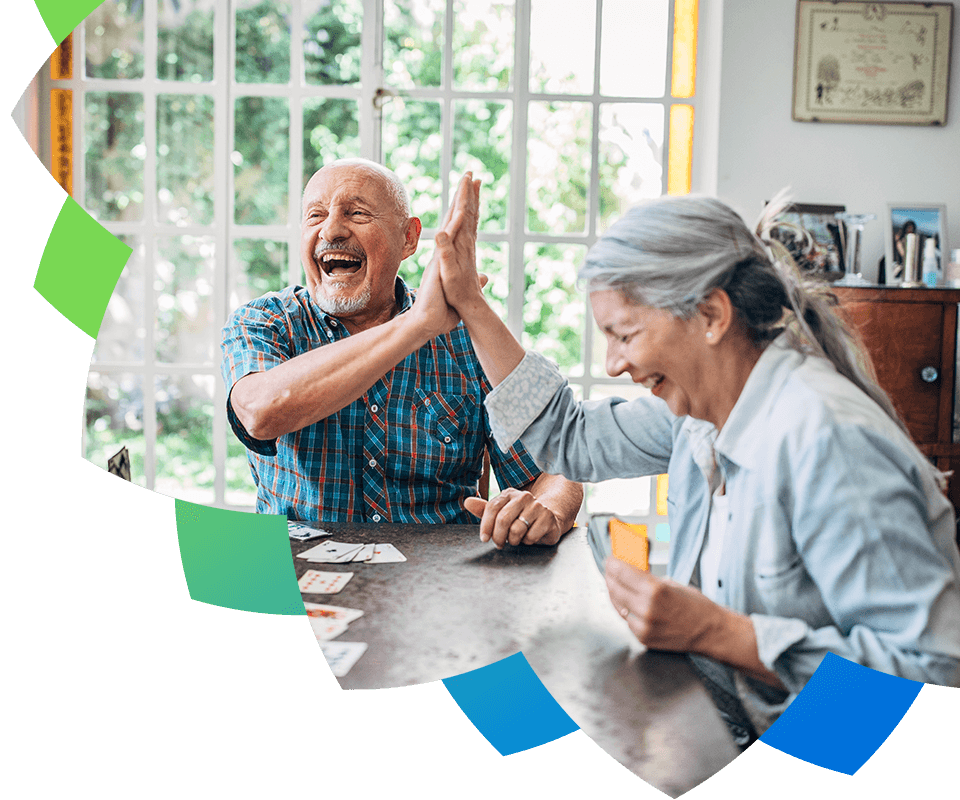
412, 172, 484, 339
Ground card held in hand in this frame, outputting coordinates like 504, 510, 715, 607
107, 446, 131, 481
587, 514, 649, 574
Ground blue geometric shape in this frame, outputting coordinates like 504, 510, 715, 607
442, 652, 579, 756
760, 652, 922, 775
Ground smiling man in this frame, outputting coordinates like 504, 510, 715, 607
220, 159, 582, 545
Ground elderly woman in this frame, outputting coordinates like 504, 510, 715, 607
419, 177, 960, 742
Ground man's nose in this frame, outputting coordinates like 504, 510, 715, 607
320, 212, 348, 241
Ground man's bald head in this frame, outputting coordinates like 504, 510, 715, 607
302, 158, 411, 222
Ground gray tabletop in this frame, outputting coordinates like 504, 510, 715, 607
292, 522, 740, 796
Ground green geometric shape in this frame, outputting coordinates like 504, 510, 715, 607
33, 0, 106, 47
33, 196, 131, 339
175, 500, 305, 615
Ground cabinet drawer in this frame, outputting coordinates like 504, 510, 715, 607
839, 300, 946, 444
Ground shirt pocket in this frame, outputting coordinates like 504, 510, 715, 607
411, 389, 480, 476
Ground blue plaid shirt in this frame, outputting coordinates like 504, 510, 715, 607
220, 279, 542, 523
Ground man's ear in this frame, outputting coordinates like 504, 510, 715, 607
401, 217, 422, 259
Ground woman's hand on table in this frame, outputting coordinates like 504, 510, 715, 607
464, 489, 563, 548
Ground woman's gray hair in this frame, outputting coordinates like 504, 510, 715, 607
580, 194, 909, 436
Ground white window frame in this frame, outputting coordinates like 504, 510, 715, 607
35, 0, 710, 530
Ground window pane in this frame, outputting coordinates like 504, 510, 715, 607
383, 99, 442, 228
477, 242, 509, 319
526, 101, 592, 234
453, 0, 514, 91
671, 0, 698, 98
303, 0, 363, 85
234, 96, 290, 225
155, 374, 215, 503
600, 0, 668, 97
92, 236, 145, 363
230, 239, 288, 310
303, 98, 360, 185
523, 243, 586, 374
235, 0, 291, 84
157, 93, 214, 226
667, 104, 694, 196
85, 92, 144, 222
384, 0, 444, 88
453, 100, 512, 232
227, 436, 258, 507
158, 0, 215, 83
85, 1, 144, 79
155, 236, 215, 364
85, 372, 144, 480
529, 0, 595, 94
598, 103, 664, 232
398, 240, 507, 321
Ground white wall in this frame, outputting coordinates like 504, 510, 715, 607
715, 0, 960, 282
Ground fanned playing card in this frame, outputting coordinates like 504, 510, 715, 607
367, 543, 406, 563
298, 540, 364, 563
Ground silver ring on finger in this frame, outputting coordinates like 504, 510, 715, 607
518, 516, 532, 529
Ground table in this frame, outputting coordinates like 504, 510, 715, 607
292, 522, 740, 797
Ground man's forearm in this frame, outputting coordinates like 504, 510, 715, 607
231, 312, 432, 440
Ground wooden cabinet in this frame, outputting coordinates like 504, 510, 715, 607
832, 287, 960, 523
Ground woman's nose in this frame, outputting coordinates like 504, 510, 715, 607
605, 345, 627, 377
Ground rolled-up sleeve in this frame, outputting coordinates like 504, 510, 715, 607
220, 300, 291, 456
485, 351, 678, 483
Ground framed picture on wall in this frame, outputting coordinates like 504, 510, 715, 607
793, 1, 954, 125
885, 203, 948, 282
766, 202, 847, 279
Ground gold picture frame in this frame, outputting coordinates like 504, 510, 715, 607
793, 1, 953, 125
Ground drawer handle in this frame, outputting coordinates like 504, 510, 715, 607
921, 366, 939, 383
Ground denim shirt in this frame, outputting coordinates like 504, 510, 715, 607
486, 338, 960, 733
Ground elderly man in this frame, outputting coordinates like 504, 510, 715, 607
221, 159, 582, 546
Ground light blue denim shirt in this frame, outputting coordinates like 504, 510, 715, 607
486, 337, 960, 732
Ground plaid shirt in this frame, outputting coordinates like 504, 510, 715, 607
220, 280, 542, 523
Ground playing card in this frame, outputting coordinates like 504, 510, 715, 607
351, 544, 376, 562
297, 540, 364, 563
298, 570, 353, 594
303, 603, 364, 625
367, 543, 406, 563
587, 514, 614, 574
319, 641, 368, 677
310, 616, 349, 641
288, 521, 333, 541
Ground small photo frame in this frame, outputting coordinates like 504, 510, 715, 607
766, 202, 847, 279
885, 203, 948, 282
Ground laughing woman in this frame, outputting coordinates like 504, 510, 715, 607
427, 181, 960, 743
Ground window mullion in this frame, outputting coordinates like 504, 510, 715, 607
363, 0, 385, 161
507, 0, 531, 343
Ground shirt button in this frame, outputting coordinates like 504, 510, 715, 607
443, 436, 451, 443
330, 319, 337, 326
372, 514, 382, 522
424, 397, 431, 406
370, 404, 379, 413
368, 458, 377, 467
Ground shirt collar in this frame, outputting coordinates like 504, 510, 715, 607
304, 276, 414, 326
712, 333, 807, 469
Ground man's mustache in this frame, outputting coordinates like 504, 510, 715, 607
315, 241, 366, 261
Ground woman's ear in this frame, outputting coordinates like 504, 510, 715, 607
698, 288, 734, 343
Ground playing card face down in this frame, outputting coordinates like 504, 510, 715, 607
609, 518, 650, 572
